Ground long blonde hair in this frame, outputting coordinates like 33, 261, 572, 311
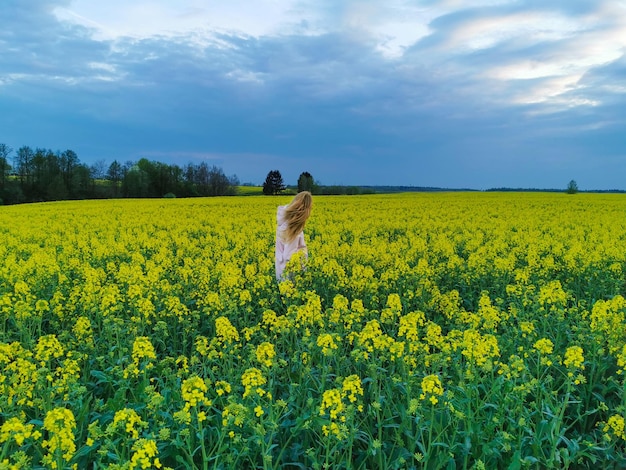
280, 191, 312, 243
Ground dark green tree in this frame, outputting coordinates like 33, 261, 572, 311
122, 162, 150, 197
566, 180, 579, 194
263, 170, 285, 195
31, 148, 55, 200
46, 174, 69, 200
71, 164, 93, 199
42, 149, 66, 200
297, 171, 315, 193
167, 164, 185, 197
60, 149, 79, 196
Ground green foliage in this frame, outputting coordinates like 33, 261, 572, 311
0, 144, 11, 193
567, 180, 579, 194
263, 170, 286, 195
0, 142, 239, 204
297, 171, 316, 193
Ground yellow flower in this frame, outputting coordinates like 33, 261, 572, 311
461, 329, 500, 368
0, 417, 39, 446
477, 292, 502, 330
322, 421, 347, 438
129, 439, 162, 469
131, 336, 157, 365
317, 334, 339, 356
420, 374, 444, 405
72, 316, 93, 337
255, 342, 276, 367
215, 316, 240, 344
181, 376, 211, 408
319, 378, 361, 441
241, 368, 267, 398
35, 299, 50, 313
342, 375, 364, 403
533, 338, 554, 355
111, 408, 147, 440
13, 280, 30, 296
538, 280, 568, 307
222, 403, 249, 427
175, 355, 189, 374
563, 346, 585, 370
603, 415, 626, 441
398, 311, 425, 341
381, 293, 402, 323
332, 294, 349, 312
215, 380, 232, 397
319, 389, 344, 419
294, 291, 324, 328
42, 407, 76, 467
520, 321, 535, 336
34, 334, 64, 364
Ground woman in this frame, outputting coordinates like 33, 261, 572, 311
275, 191, 312, 281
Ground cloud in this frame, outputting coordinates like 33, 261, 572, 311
52, 0, 322, 40
402, 0, 626, 110
1, 0, 626, 189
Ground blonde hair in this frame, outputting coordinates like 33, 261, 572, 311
280, 191, 312, 243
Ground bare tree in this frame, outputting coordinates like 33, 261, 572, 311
0, 144, 12, 192
90, 159, 108, 180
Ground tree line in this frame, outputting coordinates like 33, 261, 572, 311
262, 170, 371, 196
0, 144, 239, 205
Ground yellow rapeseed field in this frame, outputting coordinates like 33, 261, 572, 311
1, 192, 626, 469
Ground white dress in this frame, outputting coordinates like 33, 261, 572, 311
275, 205, 308, 280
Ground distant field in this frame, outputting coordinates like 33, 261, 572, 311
235, 185, 264, 195
236, 186, 298, 195
1, 193, 626, 468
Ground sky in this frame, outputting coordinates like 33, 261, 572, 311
1, 0, 625, 189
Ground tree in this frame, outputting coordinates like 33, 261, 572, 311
263, 170, 285, 195
60, 149, 79, 196
182, 163, 197, 197
566, 180, 579, 194
107, 160, 123, 197
195, 162, 211, 196
167, 164, 185, 197
122, 163, 150, 198
207, 165, 233, 196
31, 148, 51, 200
178, 162, 237, 197
297, 171, 315, 193
71, 164, 93, 199
90, 159, 107, 180
229, 174, 240, 188
0, 144, 12, 192
14, 146, 34, 189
